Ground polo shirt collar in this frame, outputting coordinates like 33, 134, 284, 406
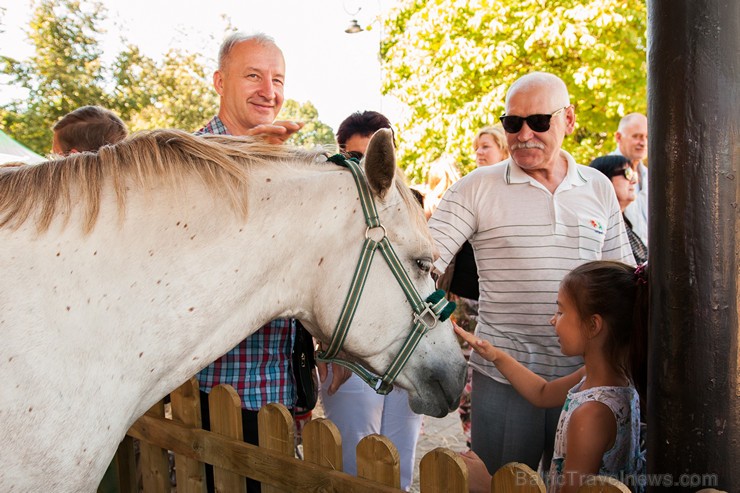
505, 149, 588, 190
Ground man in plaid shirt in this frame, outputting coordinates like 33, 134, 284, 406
195, 32, 303, 493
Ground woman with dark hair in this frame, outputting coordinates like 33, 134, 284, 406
589, 155, 648, 265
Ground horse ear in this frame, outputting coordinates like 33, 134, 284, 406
364, 128, 396, 198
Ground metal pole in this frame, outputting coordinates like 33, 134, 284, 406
647, 0, 739, 491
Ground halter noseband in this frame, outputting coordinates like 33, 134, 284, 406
316, 154, 455, 395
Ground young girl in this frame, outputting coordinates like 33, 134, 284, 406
456, 260, 647, 493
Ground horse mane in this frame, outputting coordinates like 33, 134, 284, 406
0, 129, 324, 234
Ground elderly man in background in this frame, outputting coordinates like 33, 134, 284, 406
194, 32, 303, 493
429, 71, 634, 479
613, 113, 649, 246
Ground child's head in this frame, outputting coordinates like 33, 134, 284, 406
52, 106, 128, 155
560, 260, 648, 394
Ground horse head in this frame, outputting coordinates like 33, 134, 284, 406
304, 129, 466, 417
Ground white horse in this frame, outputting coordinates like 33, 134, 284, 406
0, 128, 466, 491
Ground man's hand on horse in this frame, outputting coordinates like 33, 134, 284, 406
245, 120, 304, 144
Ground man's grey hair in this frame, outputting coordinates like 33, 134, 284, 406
218, 32, 278, 71
617, 113, 647, 132
505, 71, 571, 108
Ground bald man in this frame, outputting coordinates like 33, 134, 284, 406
429, 72, 635, 474
613, 113, 649, 246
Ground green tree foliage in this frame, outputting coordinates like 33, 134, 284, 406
277, 99, 336, 148
1, 0, 331, 153
381, 0, 647, 178
120, 49, 218, 132
1, 0, 109, 153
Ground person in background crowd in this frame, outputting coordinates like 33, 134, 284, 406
335, 110, 394, 159
429, 71, 635, 476
422, 155, 461, 219
52, 105, 128, 155
194, 32, 303, 493
589, 155, 648, 265
473, 124, 509, 167
612, 113, 648, 246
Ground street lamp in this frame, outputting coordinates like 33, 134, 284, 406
344, 19, 364, 34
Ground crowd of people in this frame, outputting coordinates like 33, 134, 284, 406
26, 31, 650, 493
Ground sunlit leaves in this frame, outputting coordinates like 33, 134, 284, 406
381, 0, 647, 178
278, 100, 335, 149
1, 0, 332, 154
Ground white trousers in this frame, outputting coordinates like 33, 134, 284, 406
320, 369, 423, 491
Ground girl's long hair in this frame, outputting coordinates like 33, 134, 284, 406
560, 261, 649, 404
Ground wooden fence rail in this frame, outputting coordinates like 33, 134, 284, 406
104, 377, 630, 493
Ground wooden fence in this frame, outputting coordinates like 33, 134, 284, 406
103, 377, 630, 493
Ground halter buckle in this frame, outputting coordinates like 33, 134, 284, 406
413, 305, 439, 331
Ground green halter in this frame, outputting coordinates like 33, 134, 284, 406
317, 154, 456, 394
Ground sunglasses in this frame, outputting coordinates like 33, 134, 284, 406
619, 167, 636, 181
499, 106, 569, 133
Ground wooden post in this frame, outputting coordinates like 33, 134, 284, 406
170, 377, 206, 493
356, 434, 400, 489
419, 448, 467, 493
647, 0, 739, 490
208, 385, 246, 493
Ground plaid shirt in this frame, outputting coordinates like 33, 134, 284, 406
196, 115, 296, 410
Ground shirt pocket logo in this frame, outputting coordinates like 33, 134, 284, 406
579, 217, 607, 259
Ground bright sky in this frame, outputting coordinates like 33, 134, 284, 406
0, 0, 403, 132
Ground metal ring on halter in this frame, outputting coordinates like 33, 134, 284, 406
413, 305, 439, 331
365, 224, 387, 242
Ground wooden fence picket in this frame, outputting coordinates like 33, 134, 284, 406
302, 417, 343, 471
170, 377, 206, 493
138, 400, 170, 492
491, 462, 546, 492
419, 447, 467, 493
258, 403, 294, 493
356, 434, 400, 488
208, 385, 246, 493
577, 475, 632, 492
117, 435, 138, 493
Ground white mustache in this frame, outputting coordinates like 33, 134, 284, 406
511, 141, 545, 151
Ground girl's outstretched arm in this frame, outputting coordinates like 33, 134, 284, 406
454, 324, 585, 408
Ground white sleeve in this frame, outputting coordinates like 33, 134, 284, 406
427, 180, 477, 273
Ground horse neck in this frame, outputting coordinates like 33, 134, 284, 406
138, 162, 363, 401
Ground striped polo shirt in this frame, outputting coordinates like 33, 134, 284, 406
429, 150, 635, 383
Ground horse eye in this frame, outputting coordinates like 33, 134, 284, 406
415, 259, 432, 273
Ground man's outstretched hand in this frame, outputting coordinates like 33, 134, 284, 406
245, 120, 304, 144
